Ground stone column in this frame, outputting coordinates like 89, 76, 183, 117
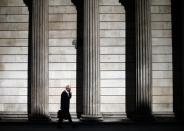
125, 0, 152, 119
29, 0, 50, 120
182, 0, 184, 119
81, 0, 102, 120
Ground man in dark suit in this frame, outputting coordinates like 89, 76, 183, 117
58, 85, 74, 127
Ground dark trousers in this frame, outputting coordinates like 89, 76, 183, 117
58, 112, 73, 125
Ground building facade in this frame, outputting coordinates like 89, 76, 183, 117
0, 0, 182, 121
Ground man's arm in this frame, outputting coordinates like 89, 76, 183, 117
61, 92, 66, 110
69, 92, 72, 99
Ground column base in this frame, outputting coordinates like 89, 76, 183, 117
80, 114, 103, 121
29, 114, 51, 122
127, 112, 154, 121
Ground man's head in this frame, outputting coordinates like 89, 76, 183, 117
65, 85, 71, 92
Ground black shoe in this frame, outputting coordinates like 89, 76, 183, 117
57, 124, 63, 128
72, 123, 76, 128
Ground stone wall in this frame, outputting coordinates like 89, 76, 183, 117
99, 0, 125, 114
48, 0, 77, 113
151, 0, 173, 113
0, 0, 28, 113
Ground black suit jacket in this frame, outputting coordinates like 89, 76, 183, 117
60, 90, 72, 112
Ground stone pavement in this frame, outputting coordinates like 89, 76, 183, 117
0, 120, 184, 131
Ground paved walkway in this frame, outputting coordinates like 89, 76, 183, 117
0, 122, 184, 131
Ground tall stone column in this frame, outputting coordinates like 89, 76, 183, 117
29, 0, 50, 120
125, 0, 152, 119
81, 0, 102, 120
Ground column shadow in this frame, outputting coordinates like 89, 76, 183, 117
120, 0, 152, 119
171, 0, 183, 119
72, 0, 84, 119
23, 0, 32, 119
121, 0, 137, 118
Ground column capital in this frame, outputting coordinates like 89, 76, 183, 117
72, 0, 83, 11
23, 0, 32, 11
119, 0, 127, 7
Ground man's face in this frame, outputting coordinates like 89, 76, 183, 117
66, 86, 71, 92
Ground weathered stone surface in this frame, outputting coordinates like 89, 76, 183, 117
0, 31, 28, 38
0, 55, 28, 62
100, 30, 125, 37
151, 6, 171, 13
152, 88, 173, 95
0, 47, 28, 54
152, 22, 171, 29
49, 63, 76, 70
49, 22, 76, 30
49, 55, 76, 62
0, 7, 28, 14
100, 14, 125, 21
49, 6, 76, 14
152, 46, 172, 54
152, 38, 172, 45
49, 71, 76, 79
100, 63, 125, 70
0, 80, 27, 87
152, 63, 172, 71
0, 96, 27, 103
0, 15, 28, 22
0, 63, 27, 70
100, 80, 125, 87
0, 0, 26, 6
100, 6, 125, 13
153, 71, 172, 79
49, 0, 73, 6
152, 55, 172, 62
0, 88, 27, 95
100, 47, 125, 54
100, 22, 125, 29
101, 96, 125, 103
152, 14, 171, 21
49, 47, 76, 54
101, 104, 125, 112
49, 14, 76, 22
153, 96, 173, 104
152, 0, 171, 5
152, 104, 173, 112
0, 23, 28, 31
99, 0, 121, 5
49, 39, 75, 46
49, 30, 76, 38
100, 38, 125, 46
100, 55, 125, 62
101, 71, 125, 79
0, 39, 28, 46
153, 79, 173, 87
152, 30, 172, 37
49, 80, 76, 87
0, 104, 27, 112
101, 88, 125, 95
0, 71, 27, 78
